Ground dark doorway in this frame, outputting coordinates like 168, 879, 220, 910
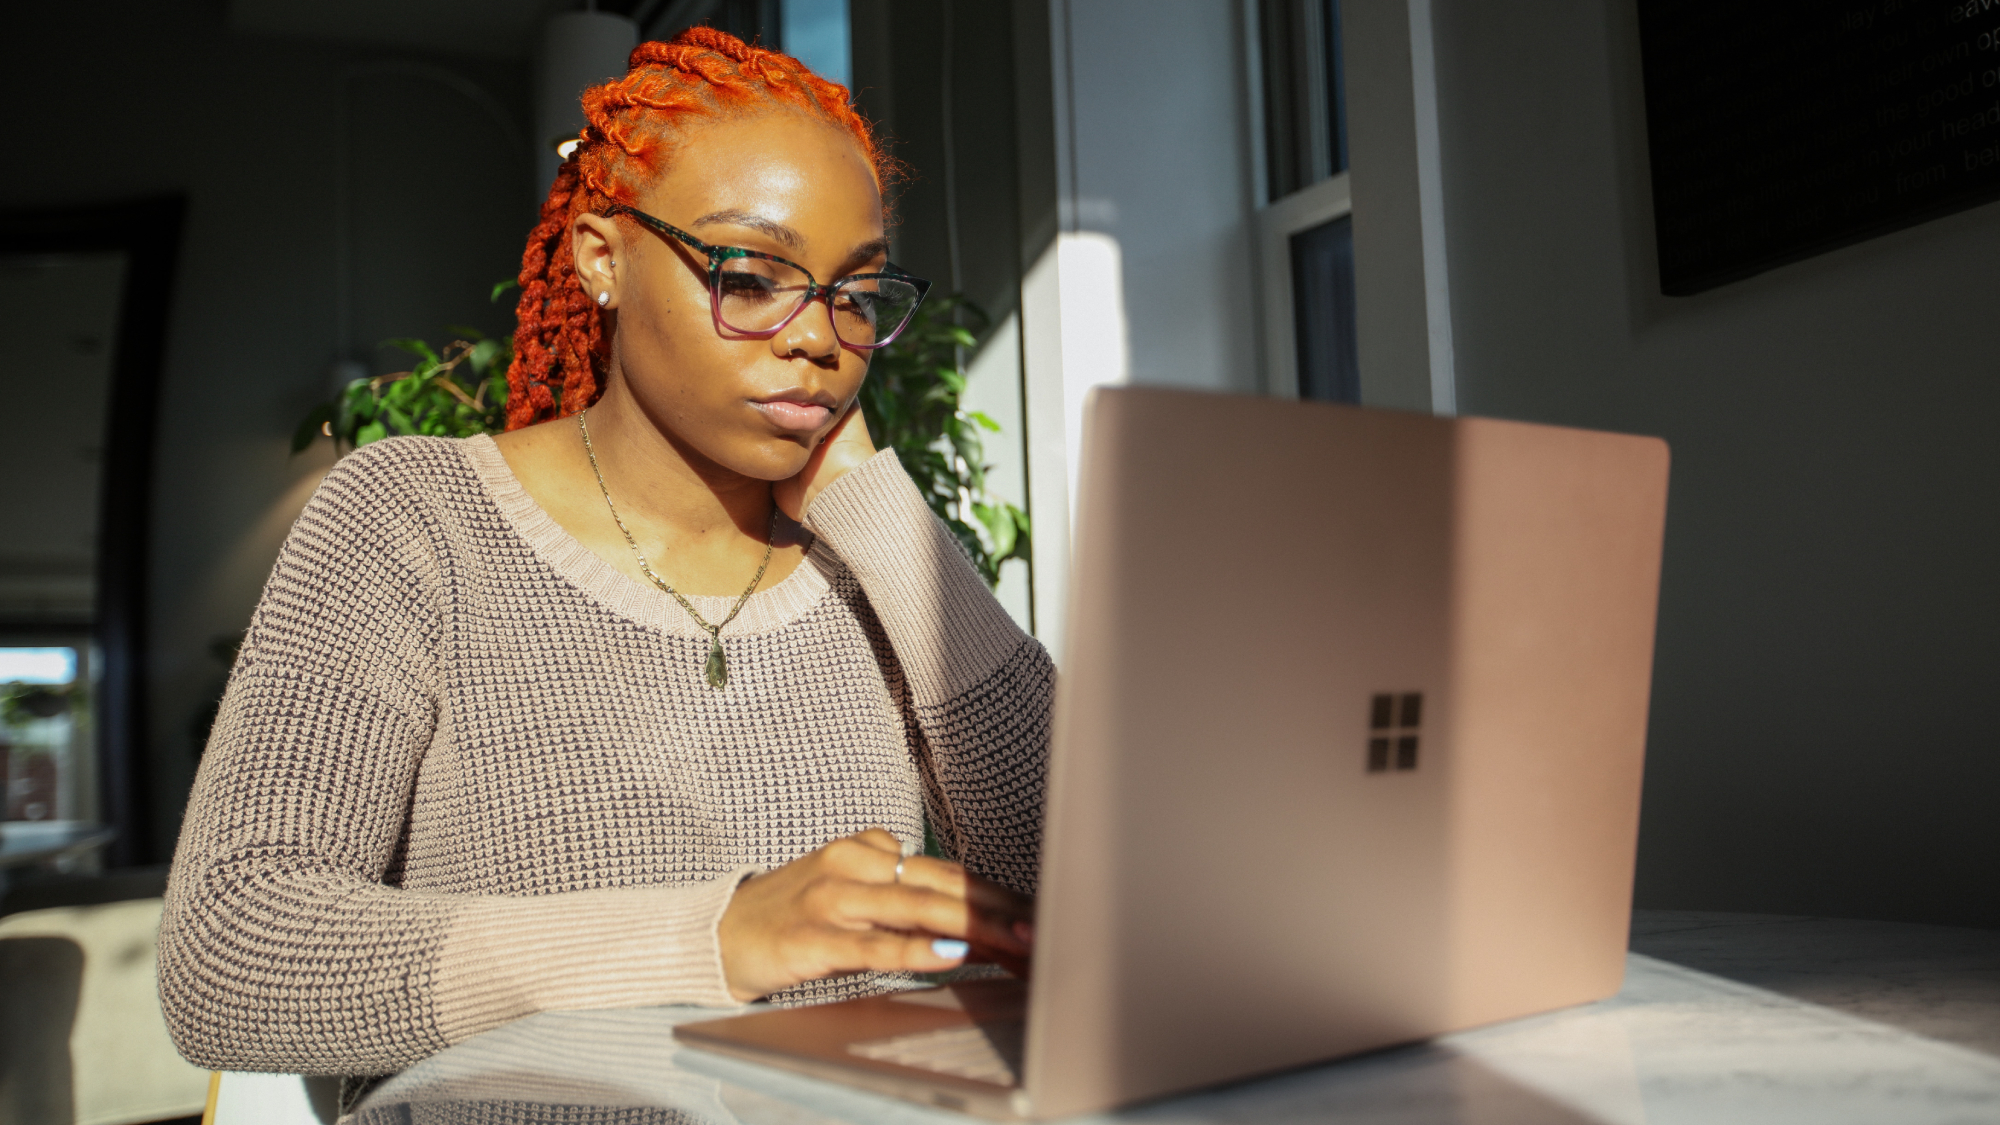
0, 197, 186, 868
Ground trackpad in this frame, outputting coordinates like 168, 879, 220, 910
849, 1019, 1025, 1086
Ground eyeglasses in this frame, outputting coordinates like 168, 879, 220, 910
602, 204, 931, 351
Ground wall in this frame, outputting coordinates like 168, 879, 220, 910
1053, 0, 1263, 399
1341, 0, 1456, 414
1008, 0, 1266, 651
1430, 0, 2000, 926
852, 1, 1025, 332
1, 0, 533, 860
856, 0, 1281, 651
850, 0, 1035, 631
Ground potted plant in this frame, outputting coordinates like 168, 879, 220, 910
296, 284, 1030, 586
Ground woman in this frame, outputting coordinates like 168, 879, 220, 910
158, 28, 1050, 1078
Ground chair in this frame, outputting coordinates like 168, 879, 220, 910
204, 1072, 336, 1125
0, 898, 209, 1125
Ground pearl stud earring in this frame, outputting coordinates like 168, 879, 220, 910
597, 292, 609, 306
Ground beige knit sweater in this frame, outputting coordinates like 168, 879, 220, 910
157, 435, 1051, 1076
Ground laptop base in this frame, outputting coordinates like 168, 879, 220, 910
675, 979, 1033, 1120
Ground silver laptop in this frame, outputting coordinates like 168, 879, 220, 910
675, 386, 1672, 1119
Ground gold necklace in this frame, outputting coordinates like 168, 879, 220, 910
579, 410, 775, 689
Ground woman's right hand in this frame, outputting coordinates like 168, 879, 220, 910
717, 828, 1035, 1003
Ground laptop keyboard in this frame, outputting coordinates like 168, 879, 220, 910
847, 1020, 1025, 1087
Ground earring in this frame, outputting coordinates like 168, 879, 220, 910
597, 292, 609, 306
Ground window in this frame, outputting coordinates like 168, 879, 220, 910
2, 246, 126, 830
1289, 215, 1359, 404
642, 0, 781, 53
1259, 0, 1349, 194
1252, 0, 1357, 403
642, 0, 848, 88
779, 0, 849, 88
1, 645, 91, 822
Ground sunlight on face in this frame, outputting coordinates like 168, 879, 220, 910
608, 111, 888, 482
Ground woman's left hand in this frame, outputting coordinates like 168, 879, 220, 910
775, 402, 877, 522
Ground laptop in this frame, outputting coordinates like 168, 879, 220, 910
675, 386, 1672, 1119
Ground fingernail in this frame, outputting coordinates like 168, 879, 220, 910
931, 938, 969, 960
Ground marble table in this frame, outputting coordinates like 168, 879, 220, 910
349, 911, 2000, 1124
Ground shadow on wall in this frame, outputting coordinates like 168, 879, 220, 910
0, 935, 83, 1125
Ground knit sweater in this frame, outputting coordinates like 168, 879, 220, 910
156, 435, 1052, 1076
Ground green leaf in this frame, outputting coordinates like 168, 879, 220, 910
490, 279, 520, 304
468, 338, 501, 374
973, 501, 1017, 559
302, 286, 518, 448
291, 403, 333, 455
387, 338, 440, 363
298, 286, 1037, 581
339, 385, 374, 430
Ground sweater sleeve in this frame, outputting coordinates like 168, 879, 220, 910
802, 449, 1052, 894
156, 447, 746, 1078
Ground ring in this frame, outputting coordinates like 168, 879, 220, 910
893, 857, 907, 883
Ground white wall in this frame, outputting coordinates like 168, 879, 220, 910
1057, 1, 1263, 397
1022, 0, 1265, 651
1342, 0, 1455, 414
1429, 0, 2000, 927
1021, 0, 1462, 651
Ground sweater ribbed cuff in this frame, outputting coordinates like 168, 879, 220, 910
803, 449, 1029, 702
431, 867, 757, 1043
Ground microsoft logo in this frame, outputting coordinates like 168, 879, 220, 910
1367, 692, 1423, 773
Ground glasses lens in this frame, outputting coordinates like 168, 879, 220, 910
714, 255, 812, 334
830, 277, 923, 348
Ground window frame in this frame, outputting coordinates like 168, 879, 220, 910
0, 195, 186, 864
1254, 172, 1352, 400
1244, 0, 1355, 400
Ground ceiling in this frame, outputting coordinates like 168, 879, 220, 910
226, 0, 767, 60
228, 0, 592, 59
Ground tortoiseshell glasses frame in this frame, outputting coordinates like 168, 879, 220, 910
602, 204, 932, 351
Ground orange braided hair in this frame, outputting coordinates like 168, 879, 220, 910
505, 27, 897, 430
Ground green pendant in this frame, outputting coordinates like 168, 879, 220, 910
704, 634, 728, 689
